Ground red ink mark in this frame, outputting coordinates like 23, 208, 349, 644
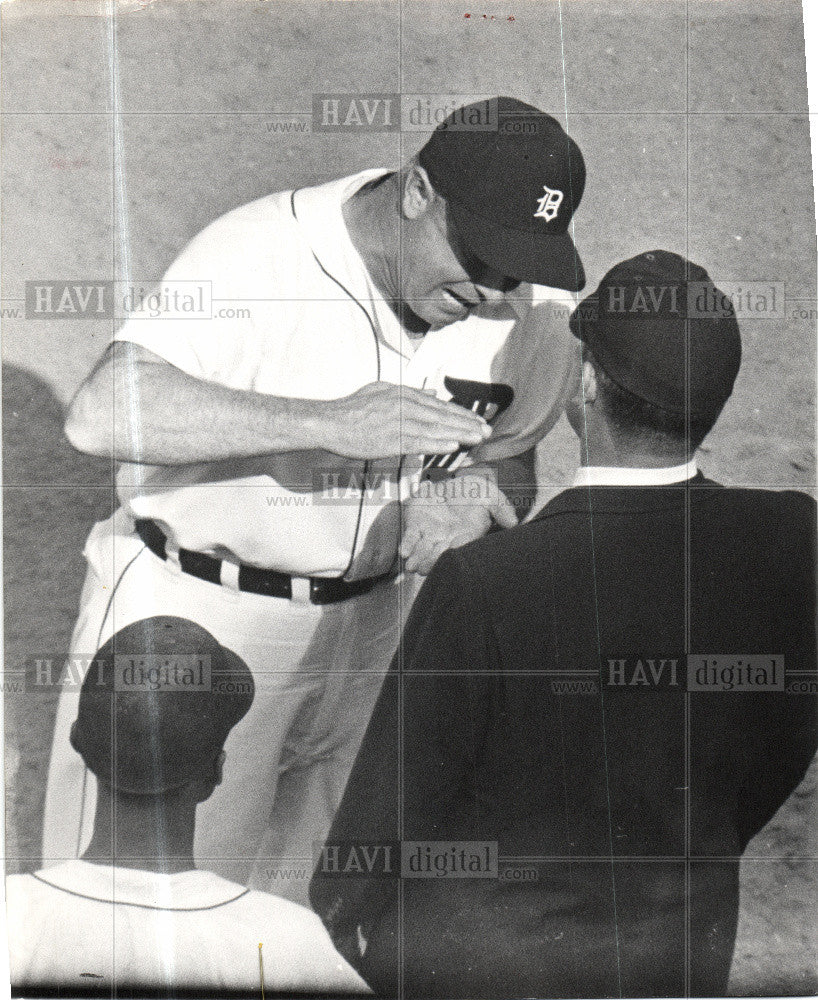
465, 12, 515, 21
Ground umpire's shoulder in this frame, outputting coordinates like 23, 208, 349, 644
703, 485, 816, 579
438, 513, 555, 597
717, 484, 815, 531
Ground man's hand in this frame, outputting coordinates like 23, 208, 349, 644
400, 467, 517, 575
66, 347, 491, 467
323, 382, 490, 461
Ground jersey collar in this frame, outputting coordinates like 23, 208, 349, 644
291, 169, 410, 351
29, 860, 249, 911
290, 169, 389, 292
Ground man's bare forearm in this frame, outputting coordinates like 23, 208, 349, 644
64, 343, 334, 464
64, 341, 491, 465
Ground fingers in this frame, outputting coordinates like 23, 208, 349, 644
336, 382, 494, 460
400, 516, 446, 573
401, 429, 480, 454
405, 419, 487, 450
399, 387, 490, 439
397, 413, 484, 455
400, 434, 459, 456
401, 513, 466, 574
404, 536, 444, 575
493, 494, 519, 529
399, 409, 488, 451
399, 523, 423, 560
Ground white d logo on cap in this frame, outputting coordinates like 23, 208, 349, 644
534, 185, 564, 222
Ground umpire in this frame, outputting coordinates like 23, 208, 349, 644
310, 251, 818, 998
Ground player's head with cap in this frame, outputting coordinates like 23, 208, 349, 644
70, 616, 254, 802
566, 250, 742, 461
364, 96, 585, 330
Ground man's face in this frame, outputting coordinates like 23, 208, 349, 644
399, 171, 520, 329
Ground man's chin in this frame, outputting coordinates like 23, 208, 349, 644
403, 299, 469, 332
427, 307, 470, 331
428, 317, 459, 332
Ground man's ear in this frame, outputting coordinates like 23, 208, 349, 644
189, 750, 226, 803
580, 360, 598, 404
402, 163, 438, 220
69, 721, 80, 753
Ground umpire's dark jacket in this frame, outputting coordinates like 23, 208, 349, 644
310, 475, 817, 998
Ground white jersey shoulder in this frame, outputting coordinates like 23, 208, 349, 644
6, 865, 369, 993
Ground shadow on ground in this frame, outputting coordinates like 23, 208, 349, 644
3, 363, 113, 872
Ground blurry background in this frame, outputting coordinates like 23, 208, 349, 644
1, 0, 816, 993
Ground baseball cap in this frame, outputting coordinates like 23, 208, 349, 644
70, 616, 254, 795
418, 96, 586, 291
569, 250, 742, 419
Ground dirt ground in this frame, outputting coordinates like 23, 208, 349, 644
1, 0, 816, 994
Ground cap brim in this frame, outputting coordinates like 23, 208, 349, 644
449, 201, 585, 292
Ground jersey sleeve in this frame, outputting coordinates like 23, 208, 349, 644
471, 291, 582, 464
112, 197, 298, 387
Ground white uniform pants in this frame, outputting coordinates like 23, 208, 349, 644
41, 509, 415, 906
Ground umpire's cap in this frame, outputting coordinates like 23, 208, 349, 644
70, 616, 254, 795
569, 250, 742, 420
418, 96, 586, 291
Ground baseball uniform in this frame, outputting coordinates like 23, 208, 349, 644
6, 860, 369, 993
42, 169, 580, 902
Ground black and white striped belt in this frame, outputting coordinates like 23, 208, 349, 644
134, 518, 389, 605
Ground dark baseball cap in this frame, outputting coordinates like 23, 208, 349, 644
569, 250, 742, 419
418, 96, 586, 291
70, 617, 254, 795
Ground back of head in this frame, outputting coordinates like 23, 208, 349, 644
70, 616, 254, 795
569, 250, 742, 455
